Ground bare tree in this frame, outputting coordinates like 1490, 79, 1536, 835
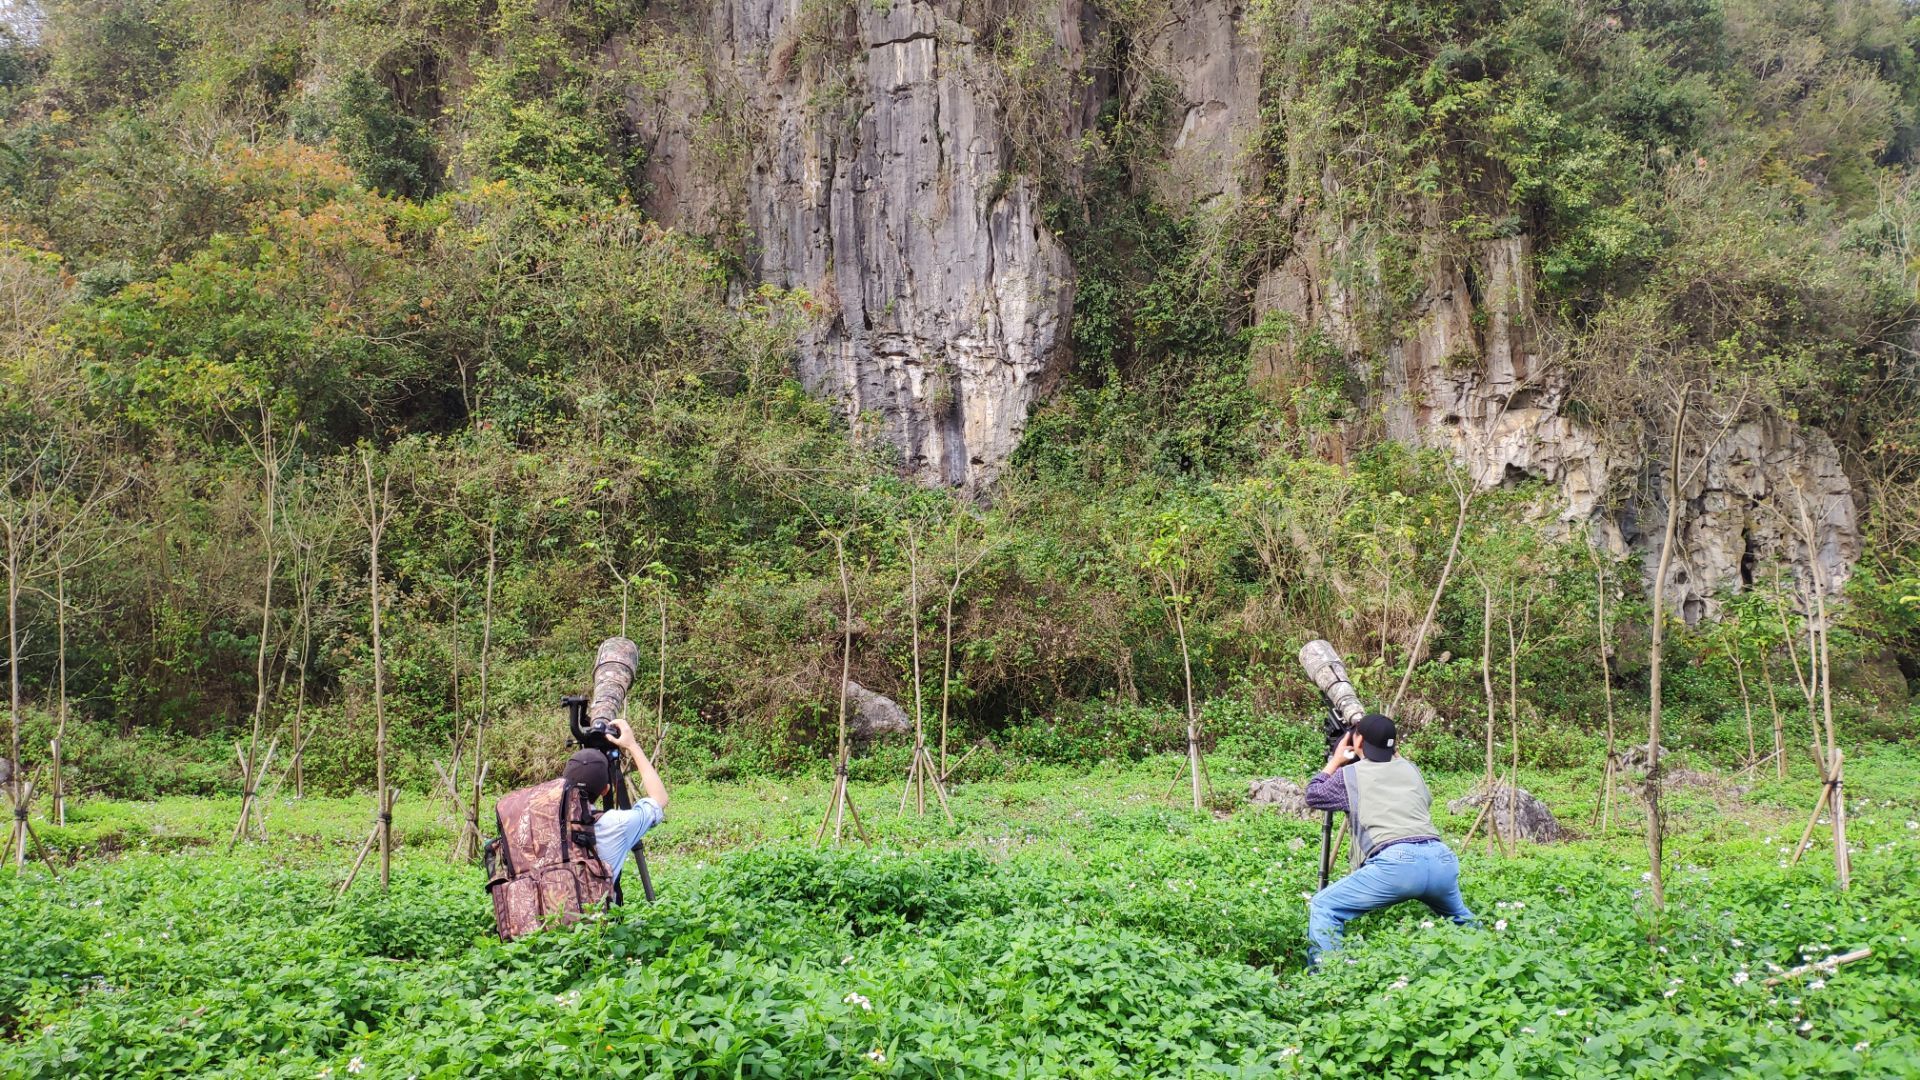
937, 512, 991, 782
338, 447, 400, 895
814, 529, 870, 847
229, 401, 296, 849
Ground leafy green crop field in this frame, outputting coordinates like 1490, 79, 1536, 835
5, 754, 1919, 1078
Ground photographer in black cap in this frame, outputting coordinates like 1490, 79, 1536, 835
1302, 712, 1474, 966
561, 720, 669, 891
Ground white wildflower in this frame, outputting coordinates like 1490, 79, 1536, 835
1855, 1041, 1871, 1052
1521, 1026, 1535, 1034
867, 1047, 887, 1064
1730, 938, 1743, 948
347, 1059, 364, 1076
1554, 1008, 1571, 1016
1664, 988, 1677, 998
1389, 978, 1409, 991
1494, 919, 1508, 931
843, 992, 873, 1011
1512, 901, 1524, 910
1808, 979, 1825, 991
1420, 920, 1435, 929
1799, 1020, 1813, 1032
1732, 971, 1750, 986
1278, 1046, 1301, 1059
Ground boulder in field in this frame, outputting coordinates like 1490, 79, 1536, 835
1447, 783, 1563, 845
1615, 743, 1675, 775
845, 680, 913, 742
1247, 777, 1312, 818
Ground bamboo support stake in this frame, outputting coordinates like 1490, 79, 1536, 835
1590, 560, 1618, 831
49, 738, 62, 828
1831, 748, 1850, 890
1731, 646, 1755, 767
1760, 651, 1785, 781
1789, 767, 1835, 866
896, 524, 952, 821
1763, 948, 1871, 987
336, 786, 399, 900
814, 533, 868, 847
1391, 477, 1470, 716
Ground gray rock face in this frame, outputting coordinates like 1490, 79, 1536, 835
635, 0, 1079, 492
1447, 783, 1563, 845
845, 679, 913, 741
1252, 228, 1858, 620
1143, 0, 1263, 211
623, 0, 1858, 605
1246, 776, 1311, 817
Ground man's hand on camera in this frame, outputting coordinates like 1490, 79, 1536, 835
608, 721, 645, 761
1322, 731, 1362, 774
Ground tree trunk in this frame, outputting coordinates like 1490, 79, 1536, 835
1594, 564, 1617, 831
1166, 568, 1203, 812
1481, 584, 1496, 788
905, 527, 926, 814
363, 451, 392, 890
6, 528, 22, 866
1760, 652, 1784, 781
1646, 394, 1690, 912
53, 558, 67, 825
1731, 646, 1754, 765
1392, 484, 1470, 714
472, 520, 495, 827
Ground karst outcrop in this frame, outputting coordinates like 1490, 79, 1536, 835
622, 0, 1858, 610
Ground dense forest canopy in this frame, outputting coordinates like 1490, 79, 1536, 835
0, 0, 1914, 797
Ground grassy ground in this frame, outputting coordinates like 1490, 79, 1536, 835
5, 747, 1919, 1077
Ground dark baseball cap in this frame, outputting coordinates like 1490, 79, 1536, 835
1357, 713, 1397, 762
562, 749, 610, 793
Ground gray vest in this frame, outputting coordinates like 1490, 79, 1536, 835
1340, 757, 1437, 870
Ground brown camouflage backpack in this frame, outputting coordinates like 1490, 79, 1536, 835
483, 777, 613, 941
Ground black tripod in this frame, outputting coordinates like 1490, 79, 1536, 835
563, 695, 656, 903
1316, 703, 1346, 892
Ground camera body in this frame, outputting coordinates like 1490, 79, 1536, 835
1298, 639, 1368, 753
564, 695, 621, 753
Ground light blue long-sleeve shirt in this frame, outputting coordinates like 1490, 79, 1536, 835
593, 797, 663, 885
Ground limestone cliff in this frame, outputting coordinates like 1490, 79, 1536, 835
630, 0, 1081, 492
624, 0, 1858, 612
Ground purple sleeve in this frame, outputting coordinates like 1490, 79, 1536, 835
1305, 769, 1347, 811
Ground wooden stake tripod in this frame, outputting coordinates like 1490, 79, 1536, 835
5, 766, 60, 875
227, 735, 279, 851
898, 737, 954, 825
335, 785, 398, 900
1790, 747, 1851, 890
815, 756, 871, 847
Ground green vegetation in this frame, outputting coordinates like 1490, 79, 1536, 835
0, 0, 1910, 802
6, 754, 1919, 1077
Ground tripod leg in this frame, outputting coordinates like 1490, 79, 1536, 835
1790, 776, 1834, 866
25, 820, 61, 877
813, 774, 838, 847
924, 748, 956, 827
335, 824, 378, 900
1318, 811, 1335, 890
842, 780, 872, 844
633, 841, 657, 903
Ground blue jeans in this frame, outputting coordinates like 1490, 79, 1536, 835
1307, 840, 1474, 966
